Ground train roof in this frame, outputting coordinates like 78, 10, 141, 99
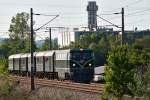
55, 49, 71, 53
8, 55, 15, 59
8, 49, 93, 59
21, 53, 30, 58
9, 53, 24, 59
27, 52, 37, 57
44, 51, 55, 56
36, 51, 46, 57
35, 51, 54, 57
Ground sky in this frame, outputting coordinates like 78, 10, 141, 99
0, 0, 150, 39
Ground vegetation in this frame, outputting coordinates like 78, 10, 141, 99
133, 35, 150, 49
0, 12, 60, 57
0, 58, 8, 77
101, 45, 150, 100
37, 38, 59, 51
0, 58, 13, 96
69, 32, 120, 66
101, 46, 137, 99
0, 11, 150, 99
1, 12, 30, 56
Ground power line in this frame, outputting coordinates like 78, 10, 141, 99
125, 12, 150, 18
126, 17, 150, 25
0, 2, 81, 8
99, 13, 115, 15
105, 8, 150, 21
126, 8, 150, 16
124, 0, 142, 8
34, 13, 59, 16
99, 0, 143, 13
35, 15, 59, 31
97, 15, 121, 28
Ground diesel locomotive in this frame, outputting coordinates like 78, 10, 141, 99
8, 49, 94, 83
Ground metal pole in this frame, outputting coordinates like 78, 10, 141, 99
30, 8, 35, 90
49, 27, 52, 50
121, 8, 124, 46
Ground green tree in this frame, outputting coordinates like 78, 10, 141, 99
102, 46, 138, 99
9, 12, 30, 40
38, 38, 59, 51
133, 36, 150, 49
69, 32, 116, 66
0, 58, 8, 77
1, 12, 30, 56
9, 12, 30, 50
134, 48, 150, 96
39, 38, 49, 51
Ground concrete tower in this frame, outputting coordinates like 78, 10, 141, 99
87, 1, 98, 31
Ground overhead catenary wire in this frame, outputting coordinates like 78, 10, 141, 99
124, 0, 142, 8
126, 8, 150, 16
126, 17, 150, 25
35, 15, 59, 31
97, 15, 121, 28
99, 0, 142, 13
34, 13, 59, 16
0, 2, 81, 8
102, 7, 150, 22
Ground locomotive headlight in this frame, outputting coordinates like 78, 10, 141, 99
89, 63, 92, 66
73, 63, 76, 67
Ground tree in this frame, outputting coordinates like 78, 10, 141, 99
68, 32, 117, 66
102, 46, 138, 99
38, 38, 59, 51
9, 12, 30, 40
0, 58, 8, 77
1, 12, 30, 55
9, 12, 30, 49
133, 36, 150, 49
134, 48, 150, 96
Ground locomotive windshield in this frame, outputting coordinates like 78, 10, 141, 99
71, 50, 93, 63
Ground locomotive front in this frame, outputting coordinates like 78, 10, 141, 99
70, 49, 94, 83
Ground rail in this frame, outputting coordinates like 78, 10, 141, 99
9, 75, 104, 94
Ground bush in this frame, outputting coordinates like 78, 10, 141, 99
0, 58, 8, 78
0, 80, 13, 96
101, 46, 138, 99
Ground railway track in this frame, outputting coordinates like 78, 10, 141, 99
9, 75, 104, 94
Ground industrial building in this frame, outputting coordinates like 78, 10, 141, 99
87, 1, 98, 31
57, 1, 150, 48
58, 29, 75, 48
58, 1, 99, 47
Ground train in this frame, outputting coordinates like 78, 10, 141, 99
8, 49, 94, 83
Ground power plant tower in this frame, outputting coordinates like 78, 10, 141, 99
87, 1, 98, 31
